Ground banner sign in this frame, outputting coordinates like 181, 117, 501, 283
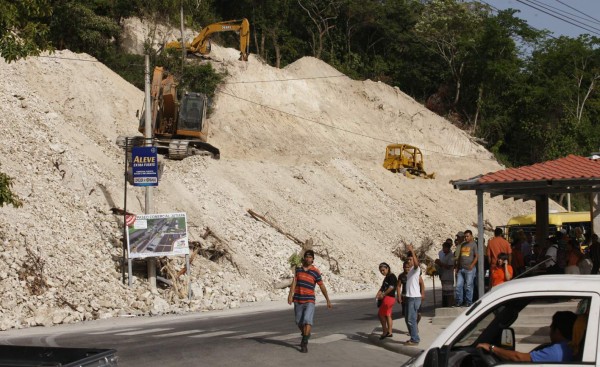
126, 212, 189, 259
132, 146, 158, 186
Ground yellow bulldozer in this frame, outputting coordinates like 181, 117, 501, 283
382, 144, 435, 179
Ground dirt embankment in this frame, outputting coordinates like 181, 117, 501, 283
0, 25, 535, 330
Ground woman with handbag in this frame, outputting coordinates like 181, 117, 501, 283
376, 262, 397, 340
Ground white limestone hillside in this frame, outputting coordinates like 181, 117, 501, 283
0, 38, 535, 330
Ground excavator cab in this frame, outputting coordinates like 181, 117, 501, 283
119, 67, 219, 160
179, 93, 207, 132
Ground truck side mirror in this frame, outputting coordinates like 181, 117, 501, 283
500, 328, 515, 351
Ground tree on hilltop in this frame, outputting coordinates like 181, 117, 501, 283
0, 0, 53, 63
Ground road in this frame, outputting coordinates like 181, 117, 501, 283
0, 295, 411, 366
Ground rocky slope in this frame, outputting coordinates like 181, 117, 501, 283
0, 32, 536, 330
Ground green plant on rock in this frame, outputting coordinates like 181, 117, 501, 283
0, 165, 22, 208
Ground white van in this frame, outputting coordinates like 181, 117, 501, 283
403, 275, 600, 366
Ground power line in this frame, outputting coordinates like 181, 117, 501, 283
38, 55, 102, 63
36, 54, 348, 83
526, 0, 600, 31
224, 75, 346, 84
555, 0, 600, 26
219, 88, 498, 162
479, 0, 500, 12
529, 0, 600, 27
516, 0, 600, 36
37, 55, 145, 68
32, 52, 497, 162
478, 0, 558, 40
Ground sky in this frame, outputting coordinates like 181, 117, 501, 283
483, 0, 600, 38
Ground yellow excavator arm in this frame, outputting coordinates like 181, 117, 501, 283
166, 18, 250, 61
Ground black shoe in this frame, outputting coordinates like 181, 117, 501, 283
379, 333, 392, 340
300, 342, 308, 353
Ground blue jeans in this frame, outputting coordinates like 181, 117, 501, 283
406, 297, 421, 343
455, 268, 476, 306
294, 302, 315, 326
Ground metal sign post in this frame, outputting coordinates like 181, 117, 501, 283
143, 54, 157, 290
122, 138, 129, 285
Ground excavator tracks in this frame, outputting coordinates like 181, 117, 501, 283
167, 140, 220, 160
116, 136, 219, 160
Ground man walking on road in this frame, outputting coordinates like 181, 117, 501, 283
288, 250, 332, 353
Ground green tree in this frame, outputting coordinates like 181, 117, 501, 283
510, 35, 600, 163
0, 0, 53, 63
463, 9, 538, 133
49, 1, 120, 59
297, 0, 342, 59
414, 0, 486, 108
258, 0, 293, 68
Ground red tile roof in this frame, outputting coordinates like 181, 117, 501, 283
478, 155, 600, 184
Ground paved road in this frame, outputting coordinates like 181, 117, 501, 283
0, 296, 411, 366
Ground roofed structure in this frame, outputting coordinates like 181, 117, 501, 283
450, 154, 600, 297
452, 155, 600, 201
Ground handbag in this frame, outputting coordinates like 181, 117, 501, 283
376, 298, 382, 308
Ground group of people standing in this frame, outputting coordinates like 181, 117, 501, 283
376, 244, 425, 345
436, 228, 514, 308
534, 229, 600, 276
435, 225, 600, 310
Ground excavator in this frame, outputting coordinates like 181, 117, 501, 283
116, 66, 220, 160
165, 18, 250, 61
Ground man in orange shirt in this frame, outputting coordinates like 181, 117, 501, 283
490, 253, 513, 287
487, 228, 512, 270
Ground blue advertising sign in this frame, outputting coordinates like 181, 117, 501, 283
132, 146, 158, 186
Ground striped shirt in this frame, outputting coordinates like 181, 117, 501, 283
293, 265, 323, 304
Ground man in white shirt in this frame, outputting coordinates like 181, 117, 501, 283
436, 240, 455, 307
404, 244, 421, 346
544, 239, 559, 274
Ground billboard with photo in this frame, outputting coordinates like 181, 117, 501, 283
126, 212, 189, 259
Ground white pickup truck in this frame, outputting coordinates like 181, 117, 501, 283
402, 275, 599, 367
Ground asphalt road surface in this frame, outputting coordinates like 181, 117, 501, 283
0, 296, 411, 366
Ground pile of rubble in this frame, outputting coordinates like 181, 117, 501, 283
0, 27, 535, 330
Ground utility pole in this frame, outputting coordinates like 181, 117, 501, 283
144, 55, 156, 290
180, 3, 186, 63
180, 2, 186, 98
